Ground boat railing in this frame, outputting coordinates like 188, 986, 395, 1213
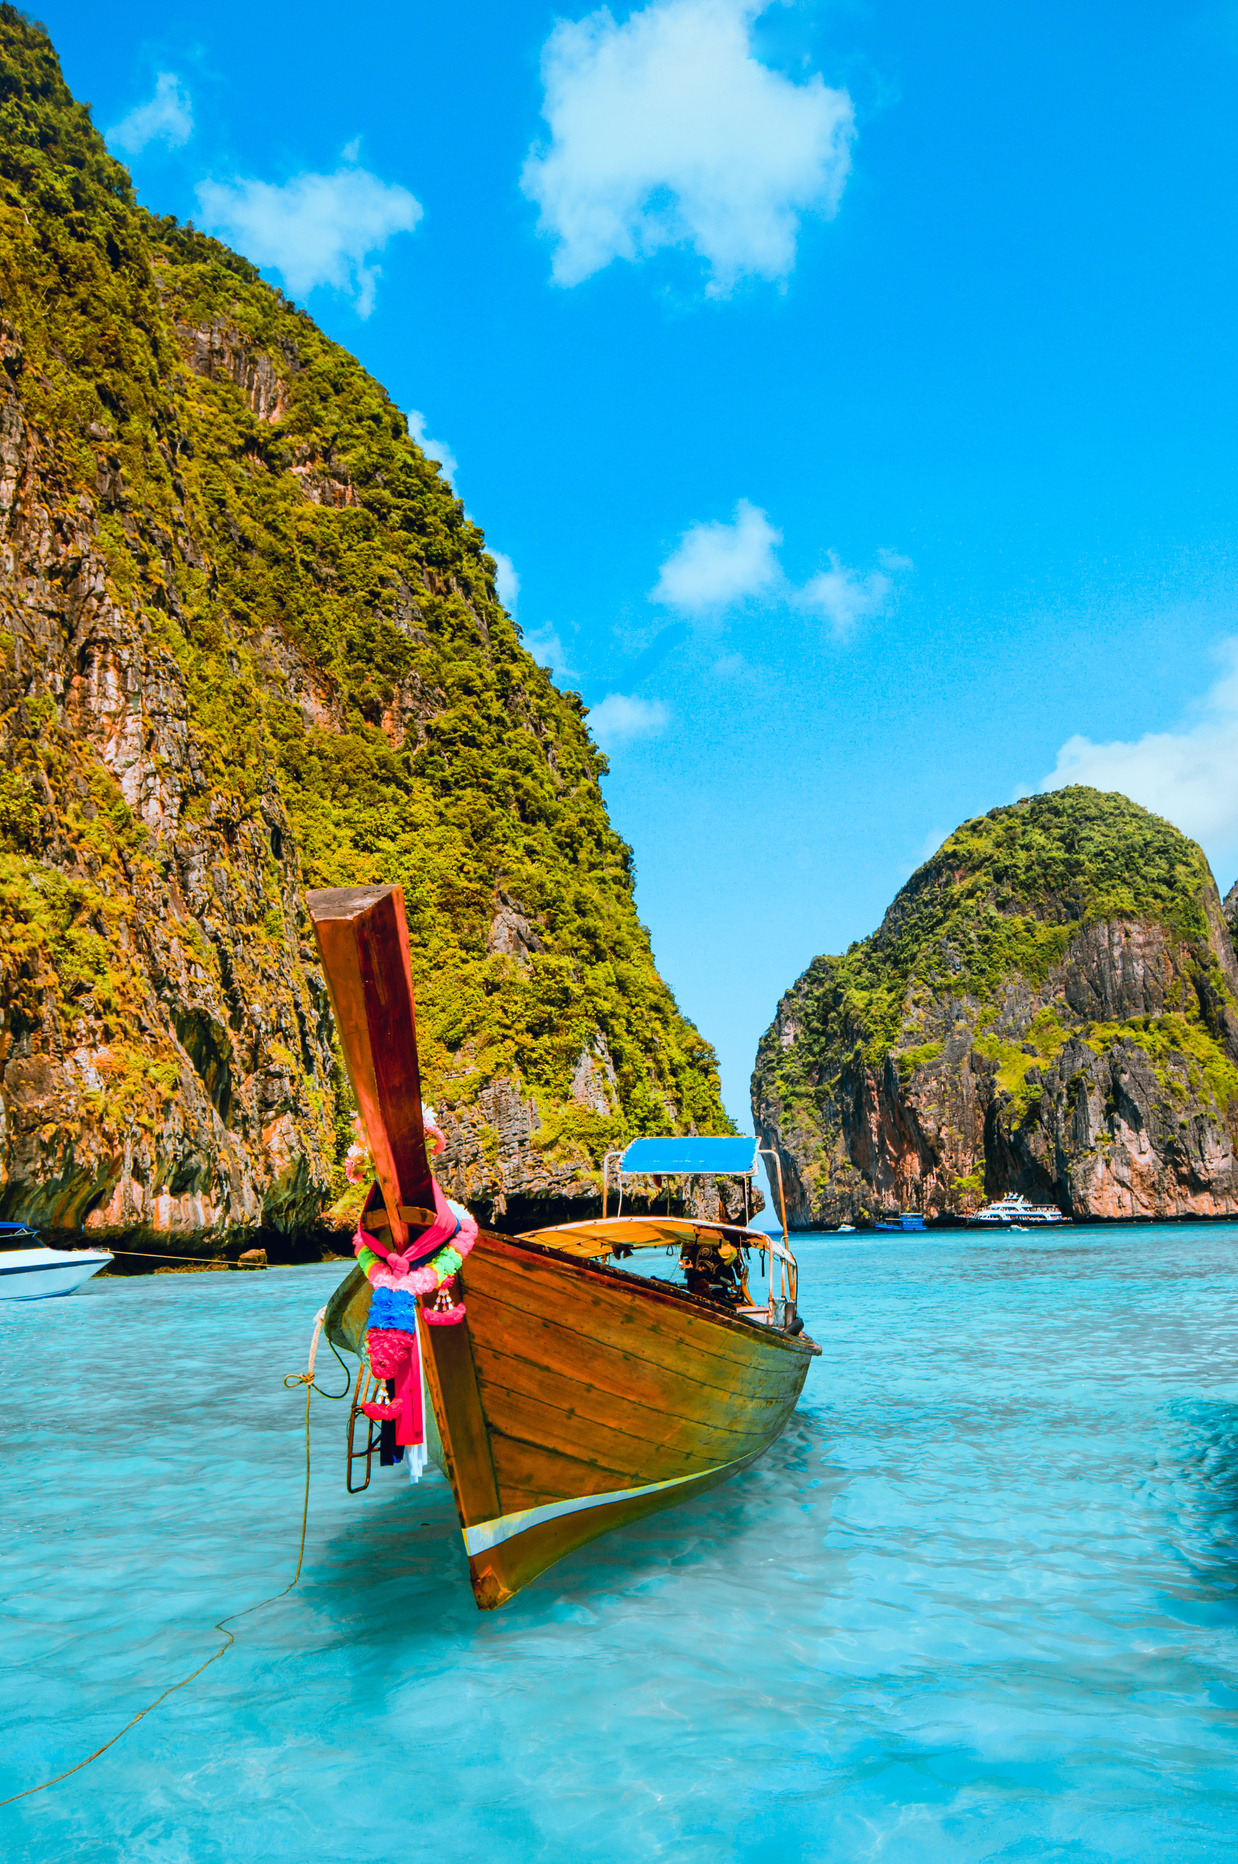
756, 1226, 797, 1320
757, 1146, 795, 1311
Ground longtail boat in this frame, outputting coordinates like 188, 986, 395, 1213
308, 883, 819, 1610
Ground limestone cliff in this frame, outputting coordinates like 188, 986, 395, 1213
752, 788, 1238, 1226
0, 11, 735, 1251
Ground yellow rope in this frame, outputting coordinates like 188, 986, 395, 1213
101, 1247, 347, 1270
0, 1331, 349, 1809
101, 1248, 258, 1269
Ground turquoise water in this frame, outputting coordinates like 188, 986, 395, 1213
3, 1225, 1238, 1860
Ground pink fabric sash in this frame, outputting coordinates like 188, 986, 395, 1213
361, 1176, 460, 1278
354, 1182, 479, 1327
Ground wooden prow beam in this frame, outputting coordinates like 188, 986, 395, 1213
307, 884, 435, 1249
309, 884, 507, 1599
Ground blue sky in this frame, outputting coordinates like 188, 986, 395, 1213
48, 0, 1238, 1128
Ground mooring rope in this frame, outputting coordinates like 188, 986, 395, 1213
99, 1247, 348, 1270
101, 1247, 260, 1268
0, 1309, 351, 1809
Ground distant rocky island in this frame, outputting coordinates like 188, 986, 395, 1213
752, 788, 1238, 1226
0, 11, 737, 1254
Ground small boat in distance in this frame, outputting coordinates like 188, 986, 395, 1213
0, 1223, 112, 1298
874, 1212, 925, 1232
308, 883, 820, 1611
965, 1192, 1068, 1228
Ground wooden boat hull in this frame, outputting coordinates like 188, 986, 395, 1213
326, 1227, 818, 1608
307, 881, 817, 1610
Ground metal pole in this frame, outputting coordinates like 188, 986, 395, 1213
601, 1150, 622, 1220
758, 1147, 795, 1307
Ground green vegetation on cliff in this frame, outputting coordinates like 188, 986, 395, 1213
775, 788, 1224, 1076
0, 7, 728, 1230
754, 788, 1238, 1225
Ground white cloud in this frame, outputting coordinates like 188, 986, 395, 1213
650, 496, 911, 637
522, 0, 855, 291
107, 72, 193, 157
196, 165, 422, 318
490, 551, 520, 614
651, 499, 782, 611
589, 691, 669, 748
795, 552, 893, 638
525, 624, 572, 676
1039, 640, 1238, 853
408, 410, 459, 485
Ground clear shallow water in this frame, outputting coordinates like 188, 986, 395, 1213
3, 1228, 1238, 1861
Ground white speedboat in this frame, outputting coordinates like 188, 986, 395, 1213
964, 1192, 1067, 1227
0, 1222, 112, 1298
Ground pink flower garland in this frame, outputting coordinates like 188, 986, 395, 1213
354, 1186, 479, 1326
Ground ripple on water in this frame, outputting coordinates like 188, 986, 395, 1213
3, 1226, 1238, 1860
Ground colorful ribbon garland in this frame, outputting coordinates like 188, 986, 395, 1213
352, 1122, 479, 1477
353, 1175, 479, 1326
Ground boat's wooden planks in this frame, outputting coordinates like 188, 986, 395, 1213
471, 1339, 777, 1461
481, 1388, 800, 1508
467, 1237, 809, 1371
477, 1384, 736, 1490
458, 1234, 809, 1536
471, 1312, 794, 1424
487, 1425, 638, 1498
467, 1311, 794, 1436
470, 1237, 815, 1373
465, 1248, 808, 1521
463, 1243, 807, 1390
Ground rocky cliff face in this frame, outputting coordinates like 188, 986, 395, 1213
0, 13, 735, 1253
752, 788, 1238, 1226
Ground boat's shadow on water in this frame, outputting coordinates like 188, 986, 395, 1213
305, 1407, 838, 1645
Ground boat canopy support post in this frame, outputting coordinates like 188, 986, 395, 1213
757, 1147, 795, 1310
601, 1150, 622, 1220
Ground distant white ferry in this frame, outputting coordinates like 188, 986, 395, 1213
965, 1192, 1068, 1228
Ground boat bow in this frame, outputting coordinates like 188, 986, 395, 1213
310, 884, 817, 1608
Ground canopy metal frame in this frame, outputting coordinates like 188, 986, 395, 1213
599, 1141, 795, 1311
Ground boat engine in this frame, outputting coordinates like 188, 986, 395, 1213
678, 1238, 748, 1308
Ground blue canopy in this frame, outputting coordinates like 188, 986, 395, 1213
618, 1136, 760, 1176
